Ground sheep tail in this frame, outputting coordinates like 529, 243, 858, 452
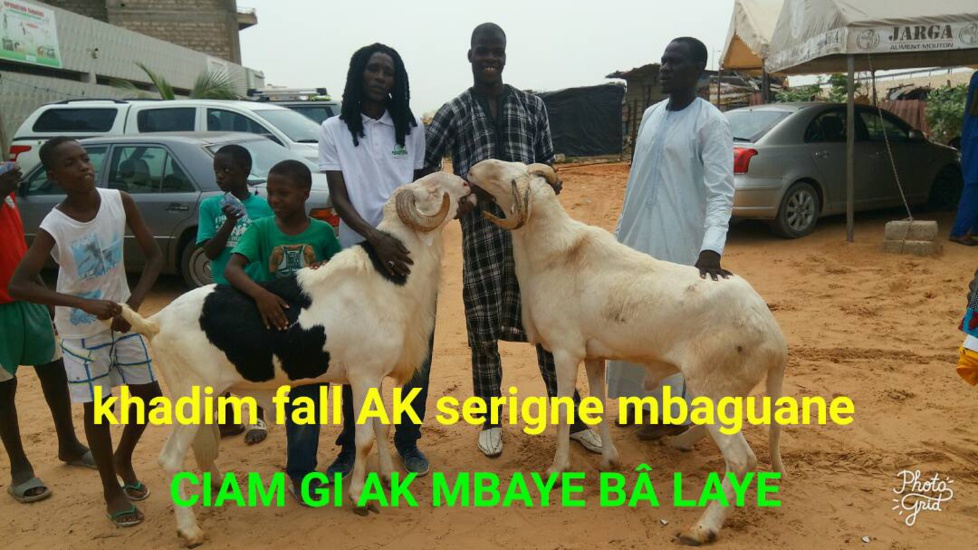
766, 353, 786, 476
118, 303, 160, 339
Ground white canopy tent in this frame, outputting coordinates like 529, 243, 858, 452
765, 0, 978, 241
721, 0, 784, 73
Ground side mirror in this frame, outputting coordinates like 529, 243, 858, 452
18, 178, 29, 197
909, 129, 925, 141
263, 133, 284, 147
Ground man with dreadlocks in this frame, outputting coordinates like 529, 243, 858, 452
318, 43, 432, 477
424, 23, 602, 458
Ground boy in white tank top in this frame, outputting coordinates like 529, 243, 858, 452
8, 137, 164, 528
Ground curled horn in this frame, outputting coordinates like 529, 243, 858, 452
482, 176, 531, 230
527, 163, 557, 184
395, 190, 452, 232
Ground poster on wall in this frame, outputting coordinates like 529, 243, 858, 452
0, 0, 62, 69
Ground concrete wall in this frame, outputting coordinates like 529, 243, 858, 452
0, 1, 264, 151
40, 0, 243, 63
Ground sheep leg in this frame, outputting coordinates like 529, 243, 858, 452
347, 377, 379, 515
373, 415, 393, 485
584, 358, 618, 470
677, 423, 757, 546
191, 423, 223, 489
159, 422, 205, 548
547, 350, 579, 476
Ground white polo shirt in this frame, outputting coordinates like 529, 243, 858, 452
318, 111, 425, 249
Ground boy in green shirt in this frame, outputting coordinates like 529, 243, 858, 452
197, 144, 274, 444
225, 159, 341, 501
197, 144, 273, 286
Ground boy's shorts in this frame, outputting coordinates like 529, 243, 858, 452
60, 331, 156, 403
0, 301, 61, 383
958, 344, 978, 386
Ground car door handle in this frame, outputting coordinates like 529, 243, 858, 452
165, 203, 190, 212
814, 151, 830, 159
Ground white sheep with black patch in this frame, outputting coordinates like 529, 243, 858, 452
119, 172, 472, 547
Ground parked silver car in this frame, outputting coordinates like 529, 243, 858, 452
16, 132, 338, 287
725, 102, 963, 238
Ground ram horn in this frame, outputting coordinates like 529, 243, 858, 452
526, 163, 557, 184
396, 190, 452, 232
482, 177, 531, 230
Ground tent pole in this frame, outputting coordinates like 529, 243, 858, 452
762, 68, 769, 104
846, 55, 855, 243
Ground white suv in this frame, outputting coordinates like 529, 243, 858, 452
9, 99, 322, 173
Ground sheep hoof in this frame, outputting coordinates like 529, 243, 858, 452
676, 526, 717, 546
599, 455, 620, 471
353, 502, 380, 516
178, 527, 206, 548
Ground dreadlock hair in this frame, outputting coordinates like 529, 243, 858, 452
39, 136, 78, 171
339, 43, 417, 148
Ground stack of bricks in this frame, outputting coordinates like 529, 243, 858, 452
880, 220, 942, 256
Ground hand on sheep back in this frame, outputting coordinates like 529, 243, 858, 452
694, 250, 732, 281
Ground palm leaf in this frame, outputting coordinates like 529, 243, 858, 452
136, 62, 175, 100
191, 70, 240, 100
106, 77, 152, 99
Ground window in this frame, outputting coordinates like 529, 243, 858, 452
206, 109, 268, 135
252, 108, 321, 143
32, 108, 118, 133
25, 146, 106, 195
724, 109, 790, 142
137, 108, 195, 132
859, 112, 910, 142
107, 146, 192, 194
805, 111, 848, 143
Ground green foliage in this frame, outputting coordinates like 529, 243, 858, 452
775, 74, 864, 103
925, 84, 968, 145
825, 74, 863, 103
775, 81, 822, 102
109, 63, 239, 100
191, 70, 239, 100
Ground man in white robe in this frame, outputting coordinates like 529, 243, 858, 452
606, 37, 735, 439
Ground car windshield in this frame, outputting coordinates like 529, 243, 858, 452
724, 109, 791, 142
206, 140, 319, 183
251, 108, 322, 143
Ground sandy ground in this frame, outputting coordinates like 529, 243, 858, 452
2, 161, 977, 549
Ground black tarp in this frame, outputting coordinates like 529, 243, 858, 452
536, 84, 625, 157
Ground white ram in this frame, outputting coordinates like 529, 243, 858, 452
466, 159, 786, 546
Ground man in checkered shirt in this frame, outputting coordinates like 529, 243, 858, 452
424, 22, 602, 457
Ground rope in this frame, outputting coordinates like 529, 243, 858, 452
867, 55, 915, 253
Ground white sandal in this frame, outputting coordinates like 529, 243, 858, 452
478, 427, 503, 458
570, 428, 603, 453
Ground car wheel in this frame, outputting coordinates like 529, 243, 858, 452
772, 181, 820, 239
180, 240, 212, 288
926, 166, 963, 212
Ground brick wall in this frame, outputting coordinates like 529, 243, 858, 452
38, 0, 108, 21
